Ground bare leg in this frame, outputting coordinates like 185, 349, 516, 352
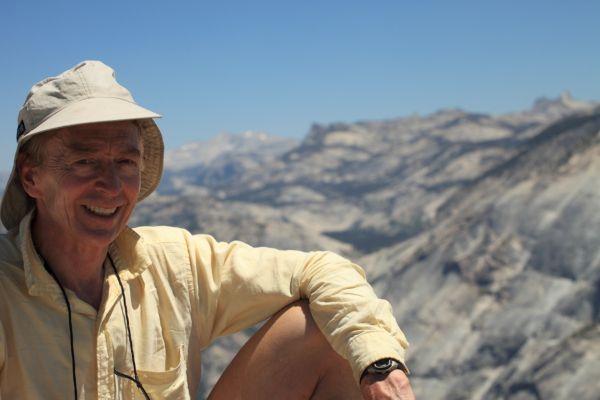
208, 301, 363, 400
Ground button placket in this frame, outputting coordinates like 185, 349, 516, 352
96, 271, 123, 399
96, 328, 114, 399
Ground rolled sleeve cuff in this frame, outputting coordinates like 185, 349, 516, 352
346, 331, 409, 384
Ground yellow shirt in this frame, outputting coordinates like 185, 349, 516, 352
0, 212, 408, 399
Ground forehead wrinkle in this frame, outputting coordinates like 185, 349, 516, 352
43, 134, 70, 164
63, 135, 142, 157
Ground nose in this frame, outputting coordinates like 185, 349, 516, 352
95, 162, 122, 194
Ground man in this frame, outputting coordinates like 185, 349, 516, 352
0, 60, 415, 399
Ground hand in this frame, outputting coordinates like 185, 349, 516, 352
360, 369, 416, 400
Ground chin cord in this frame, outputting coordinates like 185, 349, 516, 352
43, 254, 151, 400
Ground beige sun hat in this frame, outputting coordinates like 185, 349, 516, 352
1, 60, 164, 230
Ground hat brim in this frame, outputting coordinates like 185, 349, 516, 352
23, 97, 160, 140
1, 98, 164, 230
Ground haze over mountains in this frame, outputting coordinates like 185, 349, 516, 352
2, 92, 599, 399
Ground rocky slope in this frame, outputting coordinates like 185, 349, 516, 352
361, 111, 600, 399
129, 93, 600, 399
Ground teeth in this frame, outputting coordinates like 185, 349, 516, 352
86, 205, 117, 216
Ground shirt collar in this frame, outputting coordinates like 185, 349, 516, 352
18, 210, 56, 297
17, 210, 152, 297
108, 226, 152, 282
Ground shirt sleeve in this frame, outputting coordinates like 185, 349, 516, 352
186, 232, 409, 383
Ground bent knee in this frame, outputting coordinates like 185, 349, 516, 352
270, 300, 324, 344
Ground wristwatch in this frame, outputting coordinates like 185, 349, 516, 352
361, 358, 402, 381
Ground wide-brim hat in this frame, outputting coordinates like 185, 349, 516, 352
1, 60, 164, 230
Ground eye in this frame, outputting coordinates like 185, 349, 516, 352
70, 158, 97, 174
118, 158, 139, 166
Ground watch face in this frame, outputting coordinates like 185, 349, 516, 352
369, 358, 399, 374
362, 358, 402, 382
373, 359, 394, 370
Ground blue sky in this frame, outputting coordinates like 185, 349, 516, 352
1, 0, 599, 172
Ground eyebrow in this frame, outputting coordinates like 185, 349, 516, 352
66, 142, 142, 157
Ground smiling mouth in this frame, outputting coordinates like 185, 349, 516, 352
85, 205, 118, 216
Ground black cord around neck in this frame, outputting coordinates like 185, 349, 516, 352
43, 261, 78, 400
43, 254, 150, 400
108, 254, 151, 400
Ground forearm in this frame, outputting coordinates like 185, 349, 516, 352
188, 233, 410, 381
294, 251, 409, 382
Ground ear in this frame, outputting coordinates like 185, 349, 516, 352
17, 153, 43, 199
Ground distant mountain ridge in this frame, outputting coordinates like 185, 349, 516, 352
163, 130, 298, 171
160, 131, 297, 194
128, 94, 600, 399
141, 93, 599, 254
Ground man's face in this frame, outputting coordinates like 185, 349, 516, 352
21, 121, 143, 249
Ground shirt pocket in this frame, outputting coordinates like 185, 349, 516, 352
116, 347, 190, 400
